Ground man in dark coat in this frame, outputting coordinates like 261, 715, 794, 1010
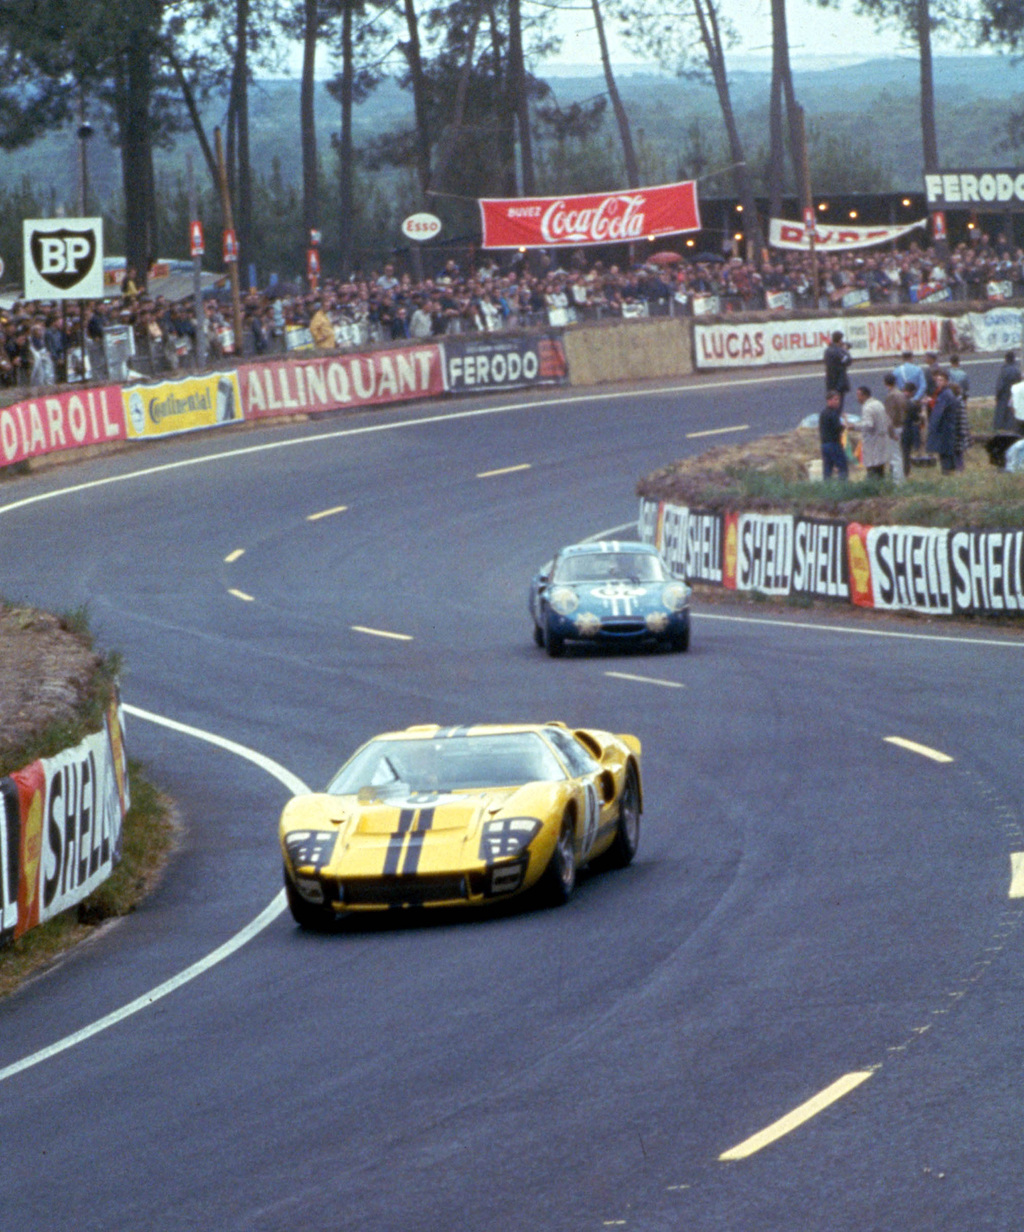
993, 350, 1021, 431
823, 329, 852, 411
926, 370, 958, 474
819, 390, 848, 480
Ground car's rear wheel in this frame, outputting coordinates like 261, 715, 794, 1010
284, 868, 336, 930
599, 765, 641, 869
538, 812, 576, 905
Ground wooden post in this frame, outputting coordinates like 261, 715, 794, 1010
215, 127, 245, 357
794, 105, 819, 307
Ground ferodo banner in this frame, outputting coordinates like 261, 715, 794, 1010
639, 498, 1024, 617
124, 372, 241, 439
0, 699, 129, 945
479, 179, 700, 249
240, 344, 444, 418
694, 314, 945, 370
925, 169, 1024, 212
444, 333, 568, 393
0, 386, 124, 466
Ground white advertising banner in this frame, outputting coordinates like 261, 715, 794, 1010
694, 314, 946, 369
958, 307, 1023, 354
769, 217, 928, 251
23, 217, 105, 300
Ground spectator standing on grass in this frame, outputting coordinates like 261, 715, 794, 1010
853, 384, 892, 479
823, 330, 852, 411
952, 380, 971, 470
883, 373, 910, 479
892, 350, 927, 401
947, 354, 969, 406
926, 370, 958, 475
819, 390, 848, 480
993, 350, 1021, 431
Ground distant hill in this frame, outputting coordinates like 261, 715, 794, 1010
3, 54, 1023, 210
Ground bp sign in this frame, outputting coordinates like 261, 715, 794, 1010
23, 217, 104, 299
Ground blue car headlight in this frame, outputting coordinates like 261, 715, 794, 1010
548, 587, 579, 616
479, 817, 541, 862
661, 582, 691, 612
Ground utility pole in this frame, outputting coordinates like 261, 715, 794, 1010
215, 127, 245, 355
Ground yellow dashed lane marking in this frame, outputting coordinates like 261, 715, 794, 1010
351, 625, 413, 642
719, 1071, 875, 1161
605, 671, 685, 689
224, 548, 245, 563
476, 463, 532, 479
1010, 853, 1024, 898
228, 588, 254, 602
307, 504, 349, 521
884, 736, 954, 764
686, 424, 749, 439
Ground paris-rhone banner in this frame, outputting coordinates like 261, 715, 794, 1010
479, 180, 701, 249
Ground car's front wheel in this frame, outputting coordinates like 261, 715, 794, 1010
533, 622, 544, 647
284, 868, 336, 930
670, 617, 691, 653
537, 813, 576, 905
543, 616, 565, 657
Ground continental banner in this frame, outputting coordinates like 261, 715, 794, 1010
0, 386, 125, 467
694, 313, 946, 370
240, 344, 444, 418
123, 372, 242, 439
444, 333, 568, 393
639, 498, 1024, 617
0, 698, 129, 946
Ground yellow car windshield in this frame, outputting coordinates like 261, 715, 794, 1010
327, 732, 566, 795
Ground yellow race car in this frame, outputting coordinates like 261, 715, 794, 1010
279, 722, 642, 927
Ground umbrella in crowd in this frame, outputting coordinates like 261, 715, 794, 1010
689, 251, 726, 263
648, 250, 684, 266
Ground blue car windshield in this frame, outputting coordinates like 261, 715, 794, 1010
553, 551, 665, 584
327, 732, 567, 795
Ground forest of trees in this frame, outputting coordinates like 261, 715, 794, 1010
1, 0, 1024, 284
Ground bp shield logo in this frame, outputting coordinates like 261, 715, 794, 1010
23, 218, 104, 299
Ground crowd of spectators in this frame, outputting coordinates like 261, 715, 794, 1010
2, 228, 1023, 390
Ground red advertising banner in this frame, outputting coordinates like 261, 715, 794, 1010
239, 344, 445, 418
0, 386, 125, 467
479, 180, 701, 249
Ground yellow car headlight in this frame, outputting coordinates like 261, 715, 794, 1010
662, 582, 691, 612
548, 587, 579, 616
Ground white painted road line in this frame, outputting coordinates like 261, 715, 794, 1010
605, 671, 685, 689
228, 588, 255, 602
0, 704, 308, 1087
1010, 853, 1024, 898
477, 463, 532, 478
351, 624, 413, 641
884, 736, 954, 764
224, 548, 245, 563
719, 1070, 875, 1161
686, 424, 749, 439
306, 504, 349, 521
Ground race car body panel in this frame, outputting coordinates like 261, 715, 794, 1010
279, 723, 642, 919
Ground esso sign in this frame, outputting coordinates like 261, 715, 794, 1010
401, 212, 442, 242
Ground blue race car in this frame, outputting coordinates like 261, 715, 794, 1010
529, 540, 691, 657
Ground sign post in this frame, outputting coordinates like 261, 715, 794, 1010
401, 212, 442, 282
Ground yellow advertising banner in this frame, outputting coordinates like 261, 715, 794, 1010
122, 372, 242, 439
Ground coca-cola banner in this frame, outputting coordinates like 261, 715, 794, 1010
479, 180, 701, 250
769, 217, 927, 251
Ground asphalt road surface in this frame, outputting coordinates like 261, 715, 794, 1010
1, 357, 1022, 1232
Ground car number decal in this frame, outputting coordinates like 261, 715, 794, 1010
582, 782, 599, 854
589, 582, 647, 616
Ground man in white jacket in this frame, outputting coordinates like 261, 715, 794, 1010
853, 384, 893, 479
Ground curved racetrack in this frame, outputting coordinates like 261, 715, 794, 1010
1, 360, 1022, 1232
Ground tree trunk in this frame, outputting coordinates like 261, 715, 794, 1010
431, 9, 482, 192
400, 0, 432, 196
591, 0, 639, 187
301, 0, 319, 234
693, 0, 764, 259
916, 0, 939, 172
122, 33, 154, 284
234, 0, 252, 275
338, 0, 355, 274
507, 0, 534, 194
